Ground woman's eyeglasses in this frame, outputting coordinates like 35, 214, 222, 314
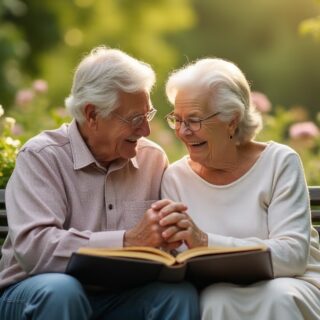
165, 111, 220, 132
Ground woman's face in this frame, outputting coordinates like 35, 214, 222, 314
174, 90, 231, 167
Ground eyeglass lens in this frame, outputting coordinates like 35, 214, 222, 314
168, 119, 200, 131
131, 108, 157, 128
166, 112, 219, 132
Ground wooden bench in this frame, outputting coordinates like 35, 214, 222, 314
0, 187, 320, 258
310, 186, 320, 234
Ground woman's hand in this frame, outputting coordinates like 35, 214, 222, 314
158, 205, 208, 249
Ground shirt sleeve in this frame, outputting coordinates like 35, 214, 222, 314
5, 148, 124, 274
207, 153, 310, 277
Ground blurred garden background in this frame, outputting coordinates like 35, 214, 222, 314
1, 0, 320, 187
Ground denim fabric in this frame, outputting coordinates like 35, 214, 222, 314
0, 273, 199, 320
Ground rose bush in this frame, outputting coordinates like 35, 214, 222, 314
0, 105, 21, 188
0, 79, 71, 188
1, 86, 320, 188
252, 93, 320, 185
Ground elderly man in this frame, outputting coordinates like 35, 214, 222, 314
0, 46, 199, 320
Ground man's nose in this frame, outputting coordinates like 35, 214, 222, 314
136, 119, 151, 137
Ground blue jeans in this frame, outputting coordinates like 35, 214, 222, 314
0, 273, 199, 319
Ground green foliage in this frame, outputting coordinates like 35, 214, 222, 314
0, 106, 21, 188
2, 0, 320, 118
8, 80, 71, 143
0, 1, 29, 107
299, 0, 320, 41
0, 0, 196, 118
299, 15, 320, 41
1, 0, 320, 187
1, 86, 320, 187
0, 81, 71, 188
168, 0, 320, 116
257, 107, 320, 185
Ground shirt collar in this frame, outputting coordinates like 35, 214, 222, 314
68, 119, 139, 171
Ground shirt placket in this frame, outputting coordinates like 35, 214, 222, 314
105, 173, 117, 230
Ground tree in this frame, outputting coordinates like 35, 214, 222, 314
0, 0, 196, 116
299, 0, 320, 41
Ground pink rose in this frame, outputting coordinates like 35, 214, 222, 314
15, 89, 34, 106
33, 79, 48, 93
251, 91, 272, 113
289, 121, 320, 139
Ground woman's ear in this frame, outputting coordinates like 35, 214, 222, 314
84, 104, 97, 128
228, 113, 240, 136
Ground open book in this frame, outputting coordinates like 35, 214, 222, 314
66, 245, 274, 291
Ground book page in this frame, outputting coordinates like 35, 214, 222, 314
77, 246, 176, 266
175, 244, 268, 263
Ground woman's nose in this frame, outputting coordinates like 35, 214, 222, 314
177, 121, 192, 136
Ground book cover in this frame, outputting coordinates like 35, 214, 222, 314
65, 245, 274, 291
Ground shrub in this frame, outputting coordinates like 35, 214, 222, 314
0, 105, 21, 188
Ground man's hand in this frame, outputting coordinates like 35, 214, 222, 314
123, 199, 187, 248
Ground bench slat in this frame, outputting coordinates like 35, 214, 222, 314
311, 210, 320, 222
0, 209, 7, 220
0, 227, 8, 237
309, 186, 320, 206
0, 189, 4, 204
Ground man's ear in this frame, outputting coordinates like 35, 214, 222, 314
83, 104, 97, 128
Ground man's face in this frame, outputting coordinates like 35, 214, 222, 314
85, 91, 151, 167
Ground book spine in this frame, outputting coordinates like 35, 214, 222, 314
158, 263, 187, 282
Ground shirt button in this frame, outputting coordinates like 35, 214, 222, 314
108, 204, 113, 210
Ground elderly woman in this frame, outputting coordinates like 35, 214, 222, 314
160, 58, 320, 319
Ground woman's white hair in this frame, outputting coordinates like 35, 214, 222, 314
65, 46, 156, 123
166, 58, 262, 144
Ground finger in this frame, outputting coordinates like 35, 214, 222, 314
144, 209, 161, 223
159, 203, 188, 218
162, 225, 181, 239
177, 219, 190, 229
165, 229, 190, 243
159, 212, 187, 227
150, 199, 173, 210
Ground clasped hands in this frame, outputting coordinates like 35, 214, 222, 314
124, 199, 208, 250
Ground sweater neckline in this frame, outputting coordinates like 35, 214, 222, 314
183, 141, 274, 188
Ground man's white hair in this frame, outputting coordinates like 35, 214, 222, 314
65, 46, 156, 124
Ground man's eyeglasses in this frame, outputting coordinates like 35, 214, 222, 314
165, 111, 220, 132
113, 107, 157, 129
